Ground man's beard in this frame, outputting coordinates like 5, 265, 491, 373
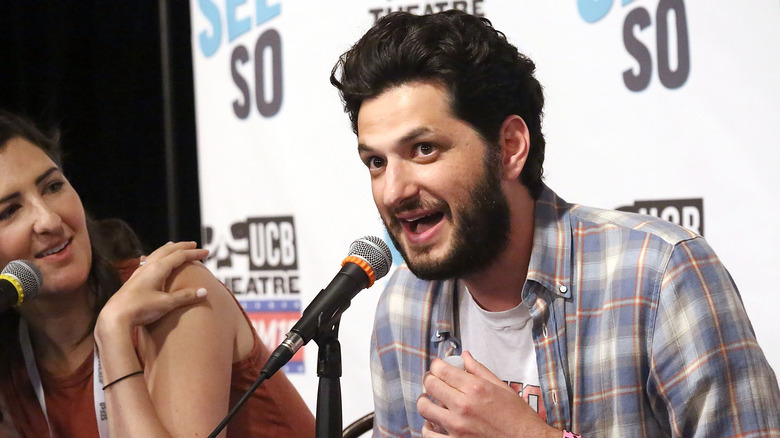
383, 151, 512, 281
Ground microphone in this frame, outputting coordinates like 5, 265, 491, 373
261, 236, 392, 378
208, 238, 392, 438
0, 260, 43, 312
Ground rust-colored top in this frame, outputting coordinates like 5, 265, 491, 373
0, 260, 315, 437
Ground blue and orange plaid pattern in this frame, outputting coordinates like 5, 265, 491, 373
370, 185, 780, 437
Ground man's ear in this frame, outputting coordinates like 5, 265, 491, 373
498, 115, 530, 181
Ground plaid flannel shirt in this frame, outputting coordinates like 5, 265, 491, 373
370, 185, 780, 437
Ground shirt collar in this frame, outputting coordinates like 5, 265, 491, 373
525, 184, 573, 299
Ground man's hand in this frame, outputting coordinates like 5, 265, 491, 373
416, 351, 560, 438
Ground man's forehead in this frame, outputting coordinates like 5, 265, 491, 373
356, 83, 456, 148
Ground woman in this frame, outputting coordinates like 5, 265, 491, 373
0, 110, 315, 437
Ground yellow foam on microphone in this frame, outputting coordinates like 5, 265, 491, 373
0, 273, 24, 305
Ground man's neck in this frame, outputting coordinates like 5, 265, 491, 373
462, 185, 535, 312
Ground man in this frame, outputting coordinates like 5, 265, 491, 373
330, 10, 780, 438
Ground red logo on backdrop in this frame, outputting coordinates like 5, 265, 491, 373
240, 298, 304, 373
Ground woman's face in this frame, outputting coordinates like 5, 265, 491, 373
0, 138, 92, 296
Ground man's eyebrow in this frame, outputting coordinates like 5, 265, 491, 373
399, 127, 434, 144
358, 127, 435, 152
0, 167, 60, 204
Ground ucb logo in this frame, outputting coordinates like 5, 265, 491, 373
578, 0, 690, 92
617, 198, 703, 236
202, 216, 298, 271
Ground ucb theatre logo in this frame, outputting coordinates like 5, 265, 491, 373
578, 0, 690, 91
202, 215, 305, 373
368, 0, 485, 22
203, 216, 299, 294
617, 198, 704, 236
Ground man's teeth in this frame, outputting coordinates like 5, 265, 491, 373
404, 213, 437, 234
39, 241, 67, 257
404, 216, 424, 233
406, 213, 428, 222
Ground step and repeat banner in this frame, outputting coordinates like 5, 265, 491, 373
189, 0, 780, 425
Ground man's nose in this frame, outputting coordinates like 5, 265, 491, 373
381, 160, 418, 209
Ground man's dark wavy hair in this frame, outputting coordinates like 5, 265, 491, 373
330, 10, 546, 199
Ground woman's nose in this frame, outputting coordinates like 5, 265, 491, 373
31, 200, 63, 235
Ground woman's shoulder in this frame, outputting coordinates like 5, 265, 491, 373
145, 261, 256, 362
148, 261, 235, 325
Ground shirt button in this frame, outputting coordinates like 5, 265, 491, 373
558, 284, 568, 294
542, 324, 549, 338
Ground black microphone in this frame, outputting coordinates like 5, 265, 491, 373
260, 235, 392, 378
208, 237, 393, 438
0, 260, 43, 312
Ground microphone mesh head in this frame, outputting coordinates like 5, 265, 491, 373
2, 260, 44, 303
348, 236, 393, 280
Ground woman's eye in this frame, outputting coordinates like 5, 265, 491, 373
45, 181, 64, 193
0, 205, 20, 221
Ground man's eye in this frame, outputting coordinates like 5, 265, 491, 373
415, 143, 435, 156
366, 156, 386, 170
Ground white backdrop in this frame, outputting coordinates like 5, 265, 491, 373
188, 0, 780, 427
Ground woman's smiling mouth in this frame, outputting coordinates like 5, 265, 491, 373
36, 239, 70, 258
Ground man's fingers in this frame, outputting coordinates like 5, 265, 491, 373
429, 357, 472, 391
417, 393, 448, 428
462, 351, 508, 388
424, 365, 465, 404
421, 419, 449, 437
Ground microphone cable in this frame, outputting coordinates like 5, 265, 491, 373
206, 236, 391, 437
207, 372, 269, 438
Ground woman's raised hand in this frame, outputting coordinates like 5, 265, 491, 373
97, 241, 210, 333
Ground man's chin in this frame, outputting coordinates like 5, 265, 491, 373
405, 261, 456, 281
403, 250, 460, 281
387, 228, 459, 279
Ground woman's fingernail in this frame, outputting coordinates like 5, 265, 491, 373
196, 288, 208, 297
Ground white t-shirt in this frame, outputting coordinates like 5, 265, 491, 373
457, 283, 545, 415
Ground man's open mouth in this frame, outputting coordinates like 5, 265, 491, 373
403, 212, 445, 234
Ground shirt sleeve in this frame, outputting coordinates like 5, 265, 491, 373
370, 269, 420, 438
371, 290, 399, 437
650, 236, 780, 437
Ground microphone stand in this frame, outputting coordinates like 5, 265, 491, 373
314, 318, 343, 438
